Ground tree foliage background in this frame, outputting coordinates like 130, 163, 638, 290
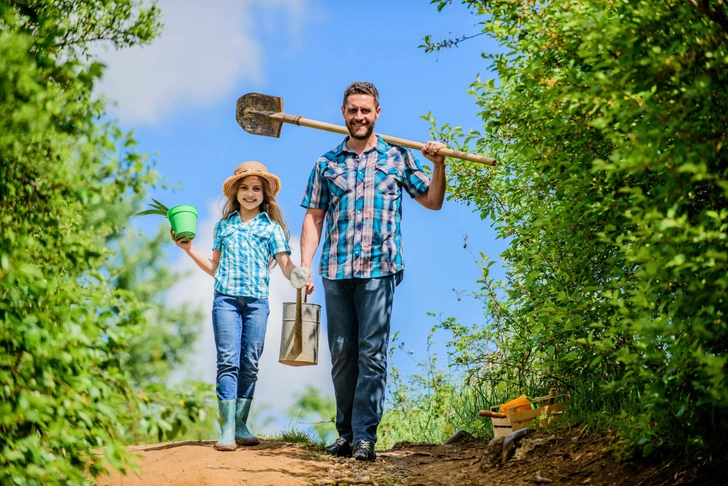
415, 0, 728, 460
2, 0, 727, 481
0, 2, 214, 484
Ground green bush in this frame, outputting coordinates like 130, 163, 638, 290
423, 0, 728, 460
0, 2, 203, 484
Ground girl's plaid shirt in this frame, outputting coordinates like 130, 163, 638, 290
212, 211, 290, 298
301, 136, 430, 281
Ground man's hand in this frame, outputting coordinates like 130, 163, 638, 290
301, 264, 315, 295
421, 141, 446, 166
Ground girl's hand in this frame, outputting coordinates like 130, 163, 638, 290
290, 267, 309, 290
170, 229, 193, 251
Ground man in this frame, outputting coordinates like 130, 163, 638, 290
300, 81, 446, 461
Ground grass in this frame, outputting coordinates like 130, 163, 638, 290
268, 427, 326, 451
379, 378, 512, 448
378, 364, 640, 451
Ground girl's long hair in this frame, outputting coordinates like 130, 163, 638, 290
221, 175, 290, 268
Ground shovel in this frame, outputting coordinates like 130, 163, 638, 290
235, 92, 496, 166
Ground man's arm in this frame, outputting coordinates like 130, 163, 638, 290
415, 141, 447, 210
300, 208, 326, 294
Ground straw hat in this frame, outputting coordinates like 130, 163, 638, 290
222, 161, 281, 197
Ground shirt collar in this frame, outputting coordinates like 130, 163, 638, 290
335, 135, 388, 156
225, 211, 271, 223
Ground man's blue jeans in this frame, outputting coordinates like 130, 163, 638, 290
212, 291, 269, 401
322, 274, 397, 445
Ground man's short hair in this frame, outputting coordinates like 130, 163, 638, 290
343, 81, 379, 107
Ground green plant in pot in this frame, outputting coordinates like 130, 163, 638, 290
136, 198, 198, 242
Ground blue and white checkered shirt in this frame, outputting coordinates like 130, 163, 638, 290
212, 211, 291, 298
301, 136, 430, 281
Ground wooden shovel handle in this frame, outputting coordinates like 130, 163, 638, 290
270, 113, 496, 166
379, 134, 496, 167
479, 410, 507, 418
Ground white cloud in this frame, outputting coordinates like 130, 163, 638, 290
168, 200, 332, 434
95, 0, 311, 124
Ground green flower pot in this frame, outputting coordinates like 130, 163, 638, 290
167, 205, 198, 242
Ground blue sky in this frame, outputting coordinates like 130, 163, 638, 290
97, 0, 508, 435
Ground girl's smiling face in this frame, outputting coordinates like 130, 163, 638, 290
237, 175, 264, 212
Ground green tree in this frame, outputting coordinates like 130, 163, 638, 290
111, 225, 202, 385
422, 0, 728, 459
109, 225, 216, 445
0, 1, 180, 483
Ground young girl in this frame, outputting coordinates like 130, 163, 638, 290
172, 161, 297, 451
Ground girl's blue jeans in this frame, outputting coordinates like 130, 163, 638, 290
322, 274, 397, 445
212, 291, 269, 401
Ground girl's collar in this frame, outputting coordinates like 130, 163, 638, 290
227, 210, 269, 222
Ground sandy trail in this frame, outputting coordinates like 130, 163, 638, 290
97, 433, 725, 486
99, 441, 334, 486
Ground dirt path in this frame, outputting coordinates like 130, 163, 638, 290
97, 432, 726, 486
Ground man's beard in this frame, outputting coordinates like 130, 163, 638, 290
346, 120, 375, 140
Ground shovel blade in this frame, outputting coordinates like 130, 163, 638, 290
235, 92, 284, 138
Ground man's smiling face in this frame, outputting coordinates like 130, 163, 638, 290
342, 94, 380, 140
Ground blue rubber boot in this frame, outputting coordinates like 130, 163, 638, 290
215, 400, 237, 451
235, 398, 260, 446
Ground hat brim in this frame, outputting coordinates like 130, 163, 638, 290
222, 172, 281, 198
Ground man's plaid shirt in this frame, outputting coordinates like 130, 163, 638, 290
301, 136, 430, 280
212, 211, 290, 298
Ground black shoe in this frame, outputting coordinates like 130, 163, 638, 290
325, 437, 352, 457
352, 440, 376, 461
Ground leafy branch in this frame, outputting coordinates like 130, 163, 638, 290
419, 31, 486, 53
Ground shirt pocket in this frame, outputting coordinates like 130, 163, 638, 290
219, 226, 237, 249
322, 163, 351, 198
248, 226, 271, 250
375, 163, 401, 196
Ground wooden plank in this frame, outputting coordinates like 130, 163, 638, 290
493, 426, 512, 438
511, 402, 566, 423
512, 422, 527, 431
531, 393, 569, 404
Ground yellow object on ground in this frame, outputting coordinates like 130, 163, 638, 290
499, 395, 532, 416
